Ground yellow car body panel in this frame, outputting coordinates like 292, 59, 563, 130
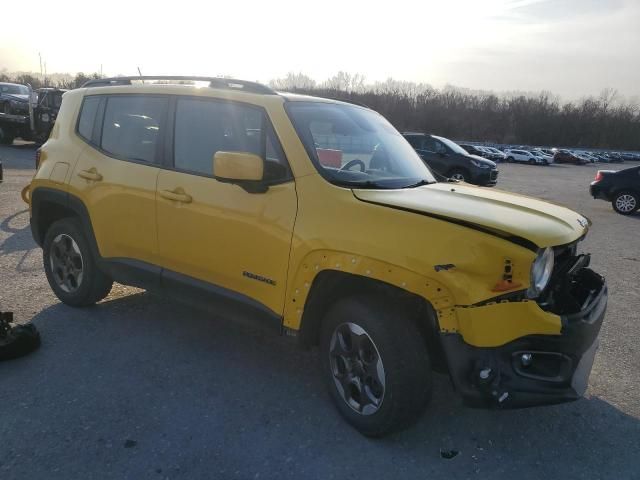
280, 173, 566, 346
30, 83, 587, 349
454, 301, 562, 347
353, 183, 589, 248
155, 169, 297, 314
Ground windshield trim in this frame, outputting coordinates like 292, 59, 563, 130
283, 100, 436, 189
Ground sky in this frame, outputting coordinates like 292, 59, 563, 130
1, 0, 638, 100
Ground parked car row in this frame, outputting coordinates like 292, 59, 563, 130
457, 140, 639, 166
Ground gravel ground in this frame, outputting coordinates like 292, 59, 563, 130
1, 144, 639, 480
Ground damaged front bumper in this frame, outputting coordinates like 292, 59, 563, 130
441, 264, 607, 409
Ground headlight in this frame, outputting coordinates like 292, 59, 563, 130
470, 159, 490, 168
527, 247, 554, 298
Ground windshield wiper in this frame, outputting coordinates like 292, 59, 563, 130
400, 179, 433, 189
337, 179, 390, 189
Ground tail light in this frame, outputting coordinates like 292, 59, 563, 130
594, 170, 604, 182
35, 149, 41, 169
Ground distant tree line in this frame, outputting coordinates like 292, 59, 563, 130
270, 72, 640, 151
0, 71, 102, 91
1, 70, 638, 150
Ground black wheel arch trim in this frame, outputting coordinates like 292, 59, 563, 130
298, 269, 449, 371
30, 187, 101, 259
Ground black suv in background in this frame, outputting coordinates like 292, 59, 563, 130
403, 133, 498, 186
0, 82, 30, 115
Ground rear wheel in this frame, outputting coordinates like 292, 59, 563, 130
506, 156, 514, 163
448, 168, 468, 182
320, 295, 432, 437
528, 158, 536, 165
43, 218, 113, 306
612, 191, 639, 215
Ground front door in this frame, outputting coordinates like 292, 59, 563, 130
416, 137, 448, 175
156, 97, 297, 315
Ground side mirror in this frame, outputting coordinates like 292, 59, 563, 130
213, 151, 267, 193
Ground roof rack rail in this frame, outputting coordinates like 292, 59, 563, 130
81, 76, 276, 95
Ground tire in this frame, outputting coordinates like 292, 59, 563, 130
43, 218, 113, 306
528, 158, 536, 165
0, 324, 41, 361
2, 102, 11, 115
320, 295, 432, 437
447, 168, 468, 182
612, 191, 639, 215
506, 156, 514, 163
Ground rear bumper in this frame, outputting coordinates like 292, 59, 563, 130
589, 183, 609, 200
442, 269, 607, 409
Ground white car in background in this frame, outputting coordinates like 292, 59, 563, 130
533, 150, 554, 165
504, 149, 546, 165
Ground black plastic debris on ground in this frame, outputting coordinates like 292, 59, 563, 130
440, 449, 460, 459
0, 311, 41, 361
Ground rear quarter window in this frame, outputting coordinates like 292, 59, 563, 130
77, 96, 101, 141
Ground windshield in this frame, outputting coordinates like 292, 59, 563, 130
432, 135, 469, 155
286, 101, 436, 188
1, 84, 29, 95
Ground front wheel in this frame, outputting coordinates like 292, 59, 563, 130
448, 168, 468, 182
506, 156, 514, 163
43, 218, 113, 306
320, 295, 432, 437
528, 158, 536, 165
612, 191, 639, 215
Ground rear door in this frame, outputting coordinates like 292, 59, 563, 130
68, 94, 167, 273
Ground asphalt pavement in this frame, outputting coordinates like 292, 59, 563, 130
1, 144, 639, 479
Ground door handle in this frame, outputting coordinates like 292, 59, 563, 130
159, 188, 192, 203
77, 168, 102, 181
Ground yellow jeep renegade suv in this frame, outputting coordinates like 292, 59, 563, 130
29, 76, 607, 436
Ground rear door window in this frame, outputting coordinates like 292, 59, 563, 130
101, 96, 168, 164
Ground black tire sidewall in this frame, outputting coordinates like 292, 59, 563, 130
448, 168, 467, 182
320, 296, 432, 437
43, 218, 107, 306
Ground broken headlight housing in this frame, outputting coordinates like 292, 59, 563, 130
527, 247, 554, 298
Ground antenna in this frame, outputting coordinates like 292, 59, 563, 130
137, 67, 144, 84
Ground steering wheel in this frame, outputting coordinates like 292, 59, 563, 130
340, 159, 366, 172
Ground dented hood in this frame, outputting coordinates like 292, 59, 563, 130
353, 182, 589, 248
